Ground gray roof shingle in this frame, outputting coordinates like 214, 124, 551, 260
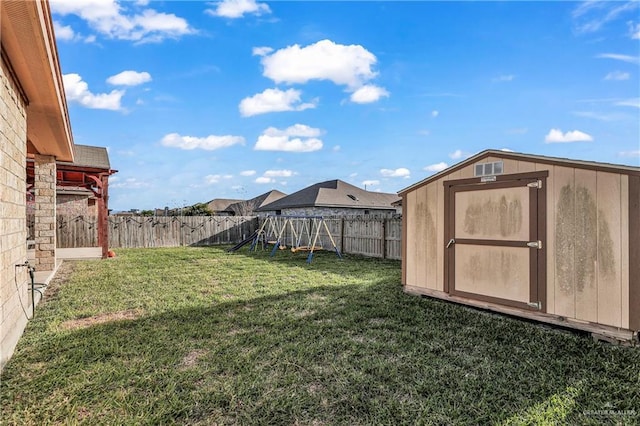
257, 180, 400, 211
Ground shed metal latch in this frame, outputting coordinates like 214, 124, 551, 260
446, 238, 455, 249
527, 301, 542, 310
526, 240, 542, 249
527, 180, 543, 189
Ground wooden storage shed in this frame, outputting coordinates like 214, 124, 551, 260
399, 150, 640, 342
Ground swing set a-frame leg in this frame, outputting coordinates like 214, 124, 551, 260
323, 220, 342, 259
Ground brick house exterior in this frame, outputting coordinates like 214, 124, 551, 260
1, 1, 75, 370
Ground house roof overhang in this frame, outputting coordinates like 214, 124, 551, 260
1, 0, 74, 162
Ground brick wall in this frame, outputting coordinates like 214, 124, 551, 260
0, 57, 29, 370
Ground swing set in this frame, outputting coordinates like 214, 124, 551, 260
250, 216, 342, 263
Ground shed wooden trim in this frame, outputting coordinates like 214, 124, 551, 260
399, 150, 640, 196
630, 175, 640, 330
404, 285, 637, 343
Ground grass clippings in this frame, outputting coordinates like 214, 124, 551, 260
1, 246, 639, 425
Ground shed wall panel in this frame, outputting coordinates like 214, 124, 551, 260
415, 186, 428, 288
574, 168, 598, 323
405, 190, 417, 287
596, 172, 622, 327
552, 166, 576, 319
425, 183, 438, 289
621, 175, 629, 329
436, 177, 445, 291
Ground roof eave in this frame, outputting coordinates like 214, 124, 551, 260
1, 0, 74, 162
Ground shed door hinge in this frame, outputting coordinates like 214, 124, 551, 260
527, 180, 542, 189
526, 240, 542, 250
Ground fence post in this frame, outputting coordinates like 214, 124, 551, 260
382, 219, 387, 259
340, 218, 345, 254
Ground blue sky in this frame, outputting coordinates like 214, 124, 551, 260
50, 0, 639, 212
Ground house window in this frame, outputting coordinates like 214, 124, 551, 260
364, 209, 370, 215
275, 210, 282, 216
474, 161, 504, 177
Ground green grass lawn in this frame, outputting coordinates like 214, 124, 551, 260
1, 247, 639, 425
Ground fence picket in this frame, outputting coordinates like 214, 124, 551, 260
27, 214, 402, 260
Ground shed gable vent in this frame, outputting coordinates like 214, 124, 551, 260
474, 161, 503, 177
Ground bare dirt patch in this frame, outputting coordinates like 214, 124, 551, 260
61, 309, 144, 330
43, 261, 76, 302
179, 349, 209, 369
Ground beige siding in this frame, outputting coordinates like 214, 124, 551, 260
596, 172, 622, 327
436, 177, 446, 291
621, 177, 629, 329
551, 166, 576, 319
574, 168, 598, 323
0, 58, 29, 370
405, 190, 417, 287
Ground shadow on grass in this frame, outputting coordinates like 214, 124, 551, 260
2, 252, 639, 425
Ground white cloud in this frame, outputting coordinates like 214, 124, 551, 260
107, 70, 152, 86
596, 53, 640, 64
255, 177, 274, 184
604, 71, 630, 81
349, 172, 358, 178
362, 180, 380, 187
63, 73, 124, 110
161, 133, 245, 150
111, 177, 150, 189
239, 88, 317, 116
544, 128, 593, 143
424, 162, 448, 172
252, 46, 274, 56
350, 85, 389, 104
254, 124, 323, 152
380, 168, 410, 178
206, 0, 271, 19
619, 150, 640, 158
572, 1, 639, 34
615, 98, 640, 108
54, 21, 76, 40
431, 110, 439, 118
449, 149, 471, 160
264, 169, 294, 178
205, 174, 231, 185
630, 22, 640, 39
492, 74, 515, 82
50, 0, 193, 43
333, 145, 341, 152
240, 170, 256, 176
261, 39, 378, 89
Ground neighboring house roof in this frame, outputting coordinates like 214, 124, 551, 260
399, 149, 640, 195
207, 198, 244, 213
253, 190, 287, 209
226, 190, 288, 215
57, 144, 111, 170
257, 180, 400, 212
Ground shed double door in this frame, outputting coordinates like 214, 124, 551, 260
445, 172, 547, 312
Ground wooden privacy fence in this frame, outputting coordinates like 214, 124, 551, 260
27, 214, 402, 259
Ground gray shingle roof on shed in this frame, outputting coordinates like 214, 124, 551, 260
57, 144, 111, 170
257, 180, 400, 211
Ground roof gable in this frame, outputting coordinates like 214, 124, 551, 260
399, 149, 640, 195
